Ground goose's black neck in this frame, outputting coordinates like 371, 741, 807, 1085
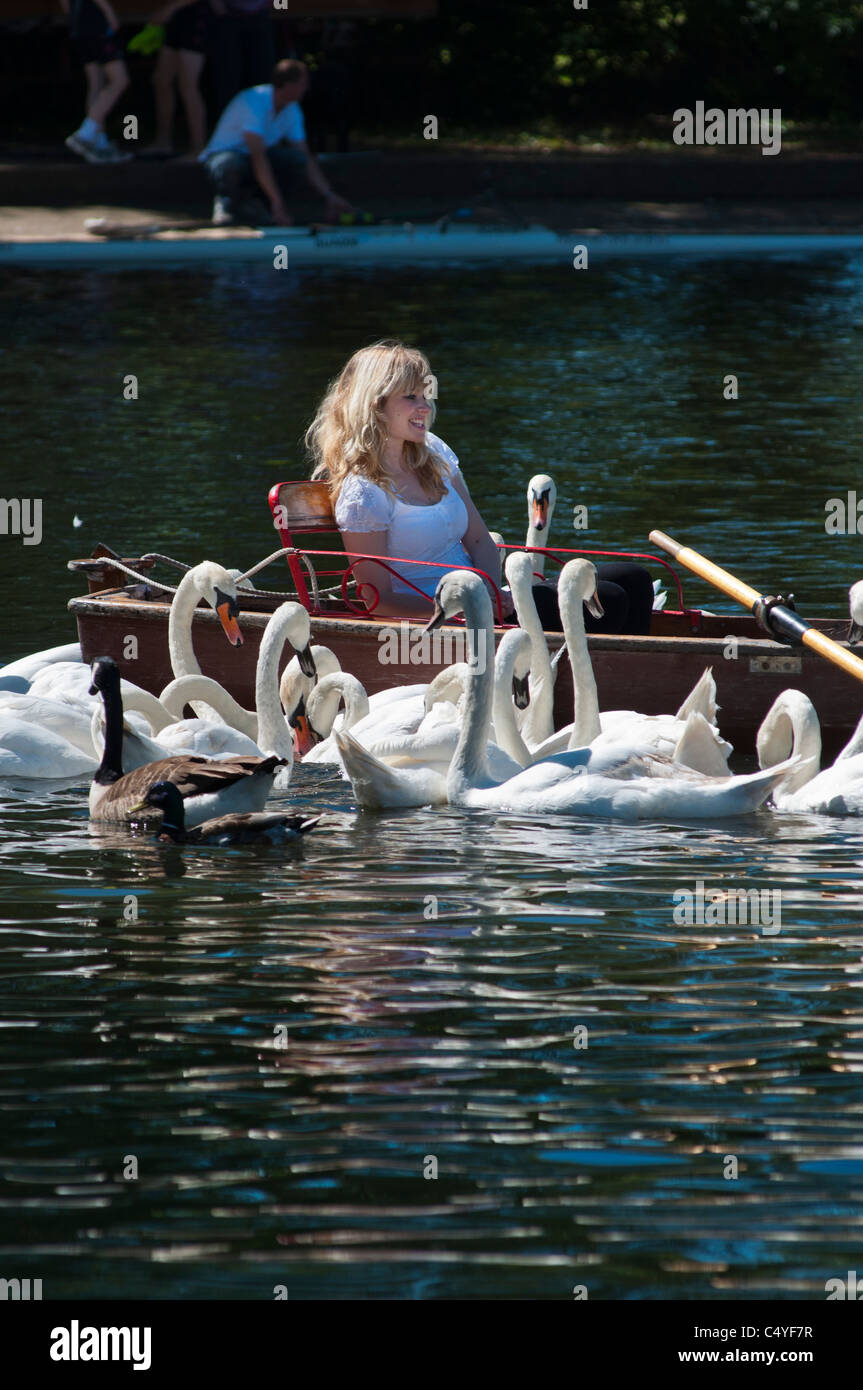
94, 674, 125, 786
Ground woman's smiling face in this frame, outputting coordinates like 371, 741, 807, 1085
380, 382, 432, 446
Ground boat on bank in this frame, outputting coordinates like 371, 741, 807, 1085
8, 225, 863, 270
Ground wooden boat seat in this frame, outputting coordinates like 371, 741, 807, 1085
269, 480, 336, 537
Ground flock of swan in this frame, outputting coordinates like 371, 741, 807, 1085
1, 479, 863, 841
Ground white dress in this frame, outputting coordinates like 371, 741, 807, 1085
334, 432, 473, 597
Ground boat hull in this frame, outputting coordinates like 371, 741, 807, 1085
69, 590, 862, 760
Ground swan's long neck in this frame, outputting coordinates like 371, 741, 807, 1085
122, 688, 176, 735
491, 635, 531, 766
448, 588, 496, 797
168, 570, 204, 680
525, 532, 547, 576
159, 676, 257, 738
837, 705, 863, 761
308, 673, 369, 737
167, 571, 231, 723
94, 678, 125, 785
560, 579, 601, 747
509, 561, 554, 745
757, 691, 820, 794
255, 610, 303, 761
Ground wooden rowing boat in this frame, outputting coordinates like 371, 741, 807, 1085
67, 534, 861, 760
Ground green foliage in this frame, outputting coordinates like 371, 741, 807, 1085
411, 0, 863, 124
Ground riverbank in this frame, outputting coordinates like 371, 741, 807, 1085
3, 145, 863, 243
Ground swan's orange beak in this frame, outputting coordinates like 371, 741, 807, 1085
531, 493, 549, 532
586, 588, 604, 620
216, 600, 243, 646
292, 712, 317, 759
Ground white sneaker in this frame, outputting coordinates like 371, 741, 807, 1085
212, 196, 234, 226
65, 132, 105, 164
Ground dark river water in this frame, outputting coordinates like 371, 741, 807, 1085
2, 256, 863, 1300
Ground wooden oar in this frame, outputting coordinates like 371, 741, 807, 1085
649, 528, 863, 685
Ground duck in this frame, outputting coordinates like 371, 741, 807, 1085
526, 474, 557, 577
339, 570, 798, 821
129, 780, 321, 846
87, 657, 285, 826
756, 689, 863, 815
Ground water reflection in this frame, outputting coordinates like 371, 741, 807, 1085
5, 258, 863, 1296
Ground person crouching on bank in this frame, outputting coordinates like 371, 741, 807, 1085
199, 58, 353, 226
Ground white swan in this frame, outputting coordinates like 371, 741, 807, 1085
0, 712, 98, 779
137, 603, 314, 765
0, 641, 83, 684
520, 560, 731, 776
526, 474, 557, 577
303, 665, 485, 770
167, 561, 246, 722
757, 689, 863, 815
338, 570, 797, 820
27, 662, 175, 734
330, 648, 524, 809
507, 550, 559, 747
847, 579, 863, 646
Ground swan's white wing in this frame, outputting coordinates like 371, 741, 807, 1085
333, 730, 446, 809
0, 713, 97, 778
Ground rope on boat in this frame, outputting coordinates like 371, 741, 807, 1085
79, 551, 347, 606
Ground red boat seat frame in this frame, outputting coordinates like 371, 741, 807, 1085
267, 480, 506, 620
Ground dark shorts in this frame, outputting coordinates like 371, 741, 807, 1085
165, 1, 212, 54
74, 32, 124, 66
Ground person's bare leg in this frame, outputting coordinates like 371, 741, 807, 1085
88, 59, 129, 131
84, 61, 104, 118
149, 46, 178, 152
175, 50, 207, 158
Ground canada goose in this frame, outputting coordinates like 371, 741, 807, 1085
88, 657, 284, 826
129, 780, 321, 845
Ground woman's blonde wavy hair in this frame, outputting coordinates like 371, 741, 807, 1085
306, 341, 448, 504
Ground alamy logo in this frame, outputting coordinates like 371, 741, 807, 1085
50, 1321, 151, 1371
673, 102, 781, 156
0, 1277, 42, 1299
377, 621, 487, 673
0, 497, 42, 545
825, 1270, 863, 1299
672, 879, 781, 934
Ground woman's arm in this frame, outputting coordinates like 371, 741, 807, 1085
340, 530, 434, 619
450, 473, 514, 616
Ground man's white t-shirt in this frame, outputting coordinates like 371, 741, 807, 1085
199, 85, 306, 161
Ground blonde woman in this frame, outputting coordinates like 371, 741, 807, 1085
307, 341, 653, 631
308, 341, 509, 620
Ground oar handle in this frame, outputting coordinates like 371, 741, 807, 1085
649, 529, 762, 609
802, 627, 863, 682
650, 528, 863, 688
